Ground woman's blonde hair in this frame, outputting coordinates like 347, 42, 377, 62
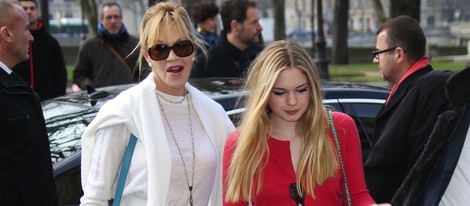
136, 2, 206, 69
225, 40, 338, 202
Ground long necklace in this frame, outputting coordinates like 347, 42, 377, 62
156, 90, 195, 206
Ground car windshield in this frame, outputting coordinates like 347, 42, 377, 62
43, 102, 98, 164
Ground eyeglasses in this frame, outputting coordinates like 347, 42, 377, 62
372, 46, 397, 59
147, 40, 194, 61
289, 183, 304, 206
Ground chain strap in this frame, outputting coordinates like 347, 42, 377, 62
328, 111, 352, 206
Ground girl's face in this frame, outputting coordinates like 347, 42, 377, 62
268, 67, 311, 124
144, 24, 195, 96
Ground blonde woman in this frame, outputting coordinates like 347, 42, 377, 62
223, 41, 387, 205
80, 2, 234, 206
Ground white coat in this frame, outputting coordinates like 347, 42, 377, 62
81, 73, 235, 206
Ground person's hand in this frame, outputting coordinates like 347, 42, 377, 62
72, 84, 81, 92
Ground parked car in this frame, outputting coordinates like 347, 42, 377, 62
286, 28, 315, 46
43, 78, 389, 205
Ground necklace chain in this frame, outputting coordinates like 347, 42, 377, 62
156, 90, 195, 206
156, 90, 188, 104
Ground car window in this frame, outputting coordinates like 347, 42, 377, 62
43, 102, 97, 164
323, 97, 385, 162
335, 102, 384, 162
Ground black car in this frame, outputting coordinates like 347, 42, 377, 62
42, 78, 389, 205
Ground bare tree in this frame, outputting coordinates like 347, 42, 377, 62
294, 0, 303, 30
371, 0, 387, 24
39, 0, 50, 32
310, 0, 315, 49
272, 0, 286, 40
123, 0, 146, 15
314, 0, 329, 79
332, 0, 349, 64
390, 0, 420, 22
79, 0, 98, 37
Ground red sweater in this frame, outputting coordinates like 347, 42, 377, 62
223, 112, 375, 206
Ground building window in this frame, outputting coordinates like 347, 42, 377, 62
427, 16, 435, 26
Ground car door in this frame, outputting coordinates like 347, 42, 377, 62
324, 98, 385, 162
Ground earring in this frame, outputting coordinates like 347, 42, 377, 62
148, 62, 152, 67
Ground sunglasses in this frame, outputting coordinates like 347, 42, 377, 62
289, 183, 305, 206
147, 40, 194, 61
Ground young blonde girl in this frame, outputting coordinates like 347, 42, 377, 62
223, 40, 382, 206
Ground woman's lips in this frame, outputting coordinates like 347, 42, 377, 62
167, 65, 184, 76
285, 109, 299, 115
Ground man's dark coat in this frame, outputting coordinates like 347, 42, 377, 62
392, 66, 470, 205
14, 19, 67, 101
191, 30, 262, 78
0, 69, 58, 205
364, 65, 453, 203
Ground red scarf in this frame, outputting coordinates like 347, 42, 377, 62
385, 56, 430, 105
28, 20, 43, 89
36, 20, 43, 30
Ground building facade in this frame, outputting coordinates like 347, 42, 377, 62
45, 0, 470, 47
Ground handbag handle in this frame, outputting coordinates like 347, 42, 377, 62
328, 111, 352, 206
112, 134, 137, 206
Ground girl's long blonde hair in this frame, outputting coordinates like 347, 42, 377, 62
225, 40, 338, 202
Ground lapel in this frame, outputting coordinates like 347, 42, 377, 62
376, 66, 433, 121
0, 68, 10, 82
0, 69, 33, 94
0, 69, 18, 85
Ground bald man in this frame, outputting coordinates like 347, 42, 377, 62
0, 0, 58, 205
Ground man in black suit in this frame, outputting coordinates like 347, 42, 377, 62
364, 15, 452, 203
0, 0, 58, 205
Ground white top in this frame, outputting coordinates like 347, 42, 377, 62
439, 126, 470, 205
80, 73, 235, 206
0, 61, 12, 74
158, 91, 217, 206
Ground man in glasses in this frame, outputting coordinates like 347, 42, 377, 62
72, 2, 142, 91
364, 15, 453, 203
191, 0, 263, 78
12, 0, 66, 101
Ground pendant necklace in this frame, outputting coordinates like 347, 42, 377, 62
156, 90, 195, 206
